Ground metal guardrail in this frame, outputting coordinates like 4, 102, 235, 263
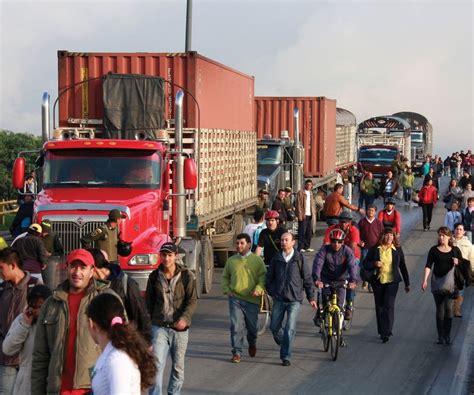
0, 199, 18, 226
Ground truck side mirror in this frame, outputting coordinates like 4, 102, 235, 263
12, 157, 25, 190
184, 158, 197, 190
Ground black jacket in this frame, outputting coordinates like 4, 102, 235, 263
272, 197, 288, 222
363, 245, 410, 286
463, 208, 473, 232
266, 250, 315, 303
107, 263, 153, 343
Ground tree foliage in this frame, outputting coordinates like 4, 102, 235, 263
0, 130, 42, 200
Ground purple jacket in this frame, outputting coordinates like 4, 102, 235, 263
312, 244, 357, 283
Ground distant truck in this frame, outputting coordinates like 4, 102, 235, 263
12, 51, 257, 296
357, 116, 412, 178
254, 97, 357, 199
392, 111, 433, 173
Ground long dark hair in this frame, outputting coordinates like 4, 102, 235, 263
87, 293, 156, 390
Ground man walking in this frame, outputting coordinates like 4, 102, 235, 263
295, 180, 316, 253
0, 248, 39, 394
272, 189, 289, 225
222, 234, 266, 363
379, 170, 399, 204
146, 242, 197, 395
81, 209, 126, 262
323, 183, 362, 226
266, 232, 316, 366
31, 249, 118, 395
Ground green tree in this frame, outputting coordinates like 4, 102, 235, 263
0, 130, 42, 200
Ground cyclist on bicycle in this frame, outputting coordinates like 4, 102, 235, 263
313, 228, 357, 320
255, 210, 286, 265
323, 211, 360, 319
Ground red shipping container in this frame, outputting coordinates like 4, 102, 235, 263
254, 97, 337, 177
57, 51, 255, 131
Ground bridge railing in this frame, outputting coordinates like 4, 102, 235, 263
0, 200, 18, 226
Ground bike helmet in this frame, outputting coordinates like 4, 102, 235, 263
385, 197, 396, 205
265, 210, 280, 220
28, 223, 42, 235
329, 228, 346, 241
338, 211, 352, 222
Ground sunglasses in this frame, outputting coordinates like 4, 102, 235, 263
330, 240, 343, 244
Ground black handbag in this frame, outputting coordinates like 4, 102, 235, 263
431, 268, 455, 295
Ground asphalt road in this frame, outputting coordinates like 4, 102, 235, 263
171, 177, 473, 395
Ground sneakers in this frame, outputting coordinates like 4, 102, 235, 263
362, 281, 368, 290
230, 354, 241, 363
248, 345, 257, 357
300, 249, 306, 253
281, 359, 291, 366
306, 248, 315, 252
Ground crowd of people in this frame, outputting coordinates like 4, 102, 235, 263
0, 152, 473, 394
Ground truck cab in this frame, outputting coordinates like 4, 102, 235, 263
357, 144, 400, 179
256, 131, 303, 201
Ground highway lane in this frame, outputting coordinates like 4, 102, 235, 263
170, 177, 472, 395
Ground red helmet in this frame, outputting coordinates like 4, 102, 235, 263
329, 228, 346, 241
265, 210, 280, 220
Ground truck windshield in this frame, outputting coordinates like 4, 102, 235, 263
257, 145, 281, 165
411, 132, 423, 143
43, 149, 161, 188
359, 148, 397, 163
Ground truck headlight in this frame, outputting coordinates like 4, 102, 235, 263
129, 254, 159, 266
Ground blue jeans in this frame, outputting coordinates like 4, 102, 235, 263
150, 326, 189, 395
270, 300, 301, 361
346, 259, 359, 304
403, 187, 412, 202
228, 296, 259, 356
0, 365, 17, 395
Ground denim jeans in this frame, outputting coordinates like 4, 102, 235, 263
346, 259, 359, 304
0, 365, 17, 395
270, 300, 301, 361
150, 326, 189, 395
403, 187, 412, 202
228, 296, 259, 356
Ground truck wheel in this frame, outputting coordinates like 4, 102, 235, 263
200, 235, 214, 294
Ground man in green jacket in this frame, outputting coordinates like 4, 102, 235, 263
31, 249, 120, 395
222, 233, 266, 363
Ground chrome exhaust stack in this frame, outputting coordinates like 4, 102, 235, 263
173, 90, 186, 239
293, 107, 304, 191
41, 92, 51, 142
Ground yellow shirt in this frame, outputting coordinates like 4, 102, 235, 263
378, 245, 395, 284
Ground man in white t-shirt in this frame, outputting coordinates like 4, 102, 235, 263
295, 180, 316, 253
243, 208, 266, 252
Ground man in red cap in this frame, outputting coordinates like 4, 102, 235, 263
31, 249, 121, 395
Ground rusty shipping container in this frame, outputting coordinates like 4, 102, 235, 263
57, 51, 255, 131
254, 97, 337, 177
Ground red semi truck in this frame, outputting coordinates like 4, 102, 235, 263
12, 51, 257, 295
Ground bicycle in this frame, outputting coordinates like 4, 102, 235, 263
314, 282, 348, 361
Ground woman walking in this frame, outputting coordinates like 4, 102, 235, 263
87, 293, 157, 395
418, 178, 438, 231
363, 228, 410, 343
422, 227, 462, 345
442, 179, 462, 211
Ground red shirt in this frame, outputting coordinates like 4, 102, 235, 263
377, 209, 401, 235
60, 291, 89, 394
324, 224, 361, 259
418, 185, 438, 205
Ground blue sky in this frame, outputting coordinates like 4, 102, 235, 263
1, 0, 472, 157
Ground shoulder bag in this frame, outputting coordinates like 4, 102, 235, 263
431, 267, 455, 295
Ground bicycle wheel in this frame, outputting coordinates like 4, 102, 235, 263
321, 314, 330, 352
330, 311, 340, 361
257, 310, 270, 335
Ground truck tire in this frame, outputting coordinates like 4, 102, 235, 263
193, 240, 202, 299
200, 235, 214, 294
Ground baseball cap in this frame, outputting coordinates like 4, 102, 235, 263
66, 249, 95, 267
160, 242, 177, 253
108, 209, 126, 221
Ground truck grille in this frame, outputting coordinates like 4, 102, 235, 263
48, 220, 106, 254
